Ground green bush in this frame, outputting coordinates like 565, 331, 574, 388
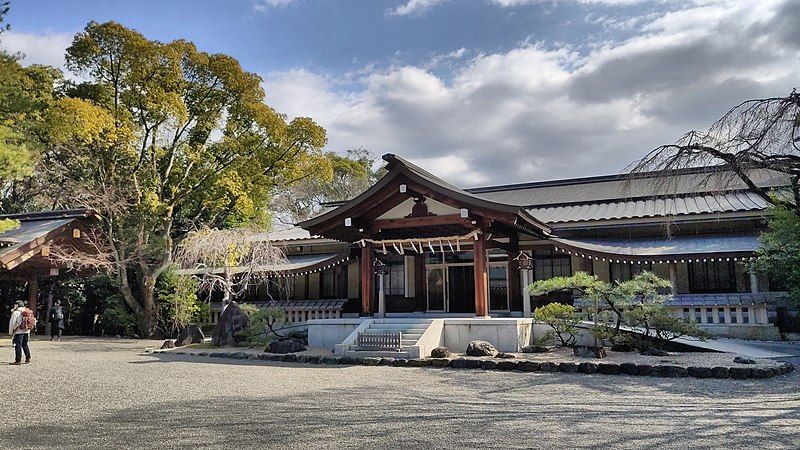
237, 304, 287, 347
156, 269, 204, 335
533, 302, 581, 347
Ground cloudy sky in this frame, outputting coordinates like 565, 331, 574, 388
3, 0, 799, 186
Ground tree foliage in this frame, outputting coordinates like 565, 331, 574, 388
529, 271, 707, 350
532, 302, 581, 347
40, 21, 327, 336
751, 204, 800, 304
271, 148, 382, 225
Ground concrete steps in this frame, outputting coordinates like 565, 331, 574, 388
343, 318, 434, 358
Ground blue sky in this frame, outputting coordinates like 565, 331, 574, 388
3, 0, 800, 185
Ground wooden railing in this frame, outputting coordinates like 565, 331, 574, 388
209, 299, 347, 325
356, 332, 403, 351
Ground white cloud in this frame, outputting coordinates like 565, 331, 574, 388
253, 0, 299, 13
389, 0, 651, 17
387, 0, 449, 16
0, 30, 73, 69
266, 0, 800, 186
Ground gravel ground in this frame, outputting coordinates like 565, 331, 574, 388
1, 336, 799, 449
509, 347, 784, 368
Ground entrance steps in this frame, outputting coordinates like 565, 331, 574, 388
338, 318, 435, 359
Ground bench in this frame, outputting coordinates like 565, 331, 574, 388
356, 332, 403, 351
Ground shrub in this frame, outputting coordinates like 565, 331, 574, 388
237, 304, 287, 347
156, 269, 203, 335
533, 302, 581, 347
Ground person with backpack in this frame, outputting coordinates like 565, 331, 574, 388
8, 300, 36, 365
50, 300, 65, 341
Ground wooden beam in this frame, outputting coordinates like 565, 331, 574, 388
372, 214, 472, 231
473, 233, 489, 317
360, 244, 374, 315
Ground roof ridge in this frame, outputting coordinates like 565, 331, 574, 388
466, 165, 736, 193
523, 189, 763, 209
0, 208, 94, 221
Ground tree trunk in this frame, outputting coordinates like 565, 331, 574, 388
136, 274, 158, 338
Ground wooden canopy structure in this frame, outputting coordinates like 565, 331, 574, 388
0, 209, 95, 315
300, 154, 552, 317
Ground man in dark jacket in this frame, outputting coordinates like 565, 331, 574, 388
50, 300, 65, 341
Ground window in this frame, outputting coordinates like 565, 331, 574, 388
694, 308, 702, 322
741, 307, 749, 324
320, 269, 336, 299
706, 308, 714, 324
610, 262, 653, 283
489, 265, 508, 310
386, 263, 405, 295
717, 307, 726, 324
376, 255, 405, 296
534, 254, 572, 281
688, 260, 737, 293
683, 308, 691, 321
730, 307, 738, 324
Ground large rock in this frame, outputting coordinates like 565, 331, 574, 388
211, 301, 250, 347
465, 340, 499, 357
573, 345, 608, 359
734, 356, 757, 365
175, 324, 205, 347
430, 347, 452, 358
160, 339, 176, 349
265, 338, 307, 354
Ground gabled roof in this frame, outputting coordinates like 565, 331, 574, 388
0, 209, 94, 271
299, 154, 551, 242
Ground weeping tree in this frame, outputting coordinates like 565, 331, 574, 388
630, 89, 800, 304
174, 227, 291, 344
173, 227, 288, 303
629, 89, 800, 212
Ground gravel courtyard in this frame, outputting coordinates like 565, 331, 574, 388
1, 337, 798, 449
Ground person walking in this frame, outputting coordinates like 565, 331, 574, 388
8, 300, 36, 365
50, 300, 65, 341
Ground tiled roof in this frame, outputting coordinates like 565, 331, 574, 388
467, 168, 785, 207
551, 233, 760, 260
528, 191, 768, 223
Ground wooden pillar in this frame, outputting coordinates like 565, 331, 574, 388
360, 244, 374, 316
28, 278, 38, 319
507, 236, 521, 312
335, 264, 348, 299
473, 233, 489, 317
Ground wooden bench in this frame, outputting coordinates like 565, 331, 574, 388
356, 332, 403, 351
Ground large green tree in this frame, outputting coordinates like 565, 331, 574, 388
272, 148, 382, 225
43, 21, 328, 335
0, 1, 62, 230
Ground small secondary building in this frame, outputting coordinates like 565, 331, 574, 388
0, 209, 95, 322
219, 154, 789, 344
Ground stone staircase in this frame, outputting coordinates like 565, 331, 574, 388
342, 318, 434, 359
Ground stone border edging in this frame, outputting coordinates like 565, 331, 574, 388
156, 350, 795, 380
